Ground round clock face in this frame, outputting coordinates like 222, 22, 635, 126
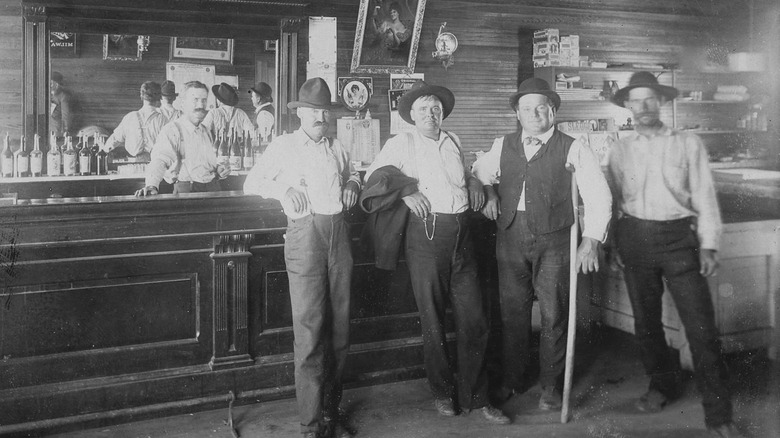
341, 80, 370, 112
435, 32, 458, 54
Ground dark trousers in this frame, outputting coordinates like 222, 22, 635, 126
405, 212, 489, 410
616, 216, 732, 428
284, 213, 352, 433
173, 178, 222, 194
496, 211, 570, 391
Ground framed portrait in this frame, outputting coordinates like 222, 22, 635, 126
103, 34, 142, 61
350, 0, 427, 74
50, 32, 78, 58
338, 77, 373, 112
170, 37, 234, 64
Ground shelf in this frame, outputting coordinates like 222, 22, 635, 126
536, 66, 670, 73
681, 130, 767, 135
675, 100, 750, 104
0, 170, 252, 184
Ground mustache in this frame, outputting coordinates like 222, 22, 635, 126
313, 121, 329, 127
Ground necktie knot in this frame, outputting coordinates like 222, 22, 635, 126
523, 136, 542, 146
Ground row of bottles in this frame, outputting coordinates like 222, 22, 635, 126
214, 128, 265, 173
0, 132, 108, 178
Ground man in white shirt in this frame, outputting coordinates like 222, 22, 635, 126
202, 82, 255, 140
104, 81, 165, 158
472, 77, 612, 410
159, 80, 182, 125
135, 81, 229, 196
249, 81, 275, 142
243, 78, 360, 438
365, 80, 510, 425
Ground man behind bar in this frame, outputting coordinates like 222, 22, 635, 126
607, 71, 743, 438
472, 77, 611, 410
243, 78, 360, 438
365, 80, 510, 425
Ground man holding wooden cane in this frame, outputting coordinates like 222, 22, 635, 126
472, 77, 611, 413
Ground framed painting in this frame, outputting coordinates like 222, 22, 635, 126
350, 0, 427, 74
103, 34, 142, 61
170, 37, 234, 64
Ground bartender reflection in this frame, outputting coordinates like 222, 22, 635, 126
50, 71, 74, 136
104, 81, 165, 159
135, 81, 230, 196
202, 82, 254, 138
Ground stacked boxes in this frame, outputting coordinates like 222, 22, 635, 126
533, 29, 580, 67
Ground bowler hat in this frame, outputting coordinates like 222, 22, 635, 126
397, 80, 455, 125
212, 82, 239, 107
287, 78, 337, 110
249, 81, 273, 101
51, 71, 64, 85
161, 80, 178, 97
510, 78, 561, 110
611, 71, 678, 107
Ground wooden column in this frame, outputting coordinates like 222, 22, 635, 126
22, 5, 48, 141
209, 234, 254, 370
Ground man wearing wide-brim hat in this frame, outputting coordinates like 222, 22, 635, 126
244, 77, 361, 438
364, 80, 510, 425
202, 82, 254, 139
607, 72, 742, 438
248, 81, 275, 141
472, 77, 611, 412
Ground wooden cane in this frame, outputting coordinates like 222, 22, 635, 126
561, 170, 579, 423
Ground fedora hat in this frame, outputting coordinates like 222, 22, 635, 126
161, 80, 178, 97
611, 71, 678, 107
287, 77, 337, 109
249, 81, 273, 101
212, 82, 239, 107
510, 78, 561, 110
397, 80, 455, 125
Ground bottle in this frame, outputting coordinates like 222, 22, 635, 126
14, 135, 30, 177
79, 135, 91, 175
96, 135, 108, 176
63, 136, 78, 176
1, 132, 14, 178
252, 130, 263, 165
229, 129, 243, 171
89, 133, 99, 175
218, 129, 230, 169
243, 130, 254, 170
30, 133, 44, 177
47, 131, 62, 176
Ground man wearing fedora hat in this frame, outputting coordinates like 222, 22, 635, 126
244, 77, 361, 438
203, 82, 254, 140
159, 80, 183, 125
607, 72, 741, 438
249, 81, 275, 142
364, 80, 510, 425
472, 77, 611, 410
104, 81, 166, 158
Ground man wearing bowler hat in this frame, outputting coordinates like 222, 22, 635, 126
607, 72, 742, 438
50, 71, 74, 136
249, 81, 275, 141
365, 80, 510, 425
244, 78, 361, 438
159, 80, 183, 125
472, 77, 611, 410
203, 82, 254, 139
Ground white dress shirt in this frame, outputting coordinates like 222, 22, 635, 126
243, 129, 361, 219
365, 130, 471, 215
472, 126, 612, 242
145, 118, 218, 188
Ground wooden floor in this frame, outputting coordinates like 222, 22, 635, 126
46, 329, 780, 438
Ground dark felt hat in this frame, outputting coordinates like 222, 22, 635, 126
161, 80, 178, 97
611, 71, 678, 107
287, 77, 337, 110
249, 81, 273, 100
510, 77, 561, 110
51, 71, 64, 84
397, 80, 455, 125
212, 82, 239, 107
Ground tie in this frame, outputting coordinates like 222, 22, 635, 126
523, 136, 542, 146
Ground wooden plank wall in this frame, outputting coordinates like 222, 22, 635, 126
315, 0, 758, 161
0, 0, 22, 135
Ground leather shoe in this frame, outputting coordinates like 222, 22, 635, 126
539, 386, 562, 411
323, 411, 356, 438
481, 404, 511, 424
707, 423, 745, 438
634, 389, 668, 413
434, 398, 457, 416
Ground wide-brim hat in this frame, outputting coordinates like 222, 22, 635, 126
249, 81, 273, 101
161, 80, 178, 97
611, 71, 678, 107
287, 77, 338, 109
51, 71, 64, 85
212, 82, 239, 107
510, 77, 561, 110
397, 80, 455, 125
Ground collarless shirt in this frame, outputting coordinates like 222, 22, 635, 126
105, 106, 165, 156
365, 130, 471, 214
145, 118, 217, 188
243, 129, 361, 219
472, 126, 612, 242
607, 124, 722, 250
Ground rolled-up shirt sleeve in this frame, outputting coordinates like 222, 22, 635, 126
688, 136, 722, 250
144, 126, 179, 189
471, 137, 504, 186
243, 138, 293, 200
568, 139, 612, 243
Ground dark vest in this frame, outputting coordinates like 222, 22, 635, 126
258, 105, 275, 116
496, 129, 575, 234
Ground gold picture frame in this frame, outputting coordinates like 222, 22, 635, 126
103, 34, 142, 61
170, 37, 234, 64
